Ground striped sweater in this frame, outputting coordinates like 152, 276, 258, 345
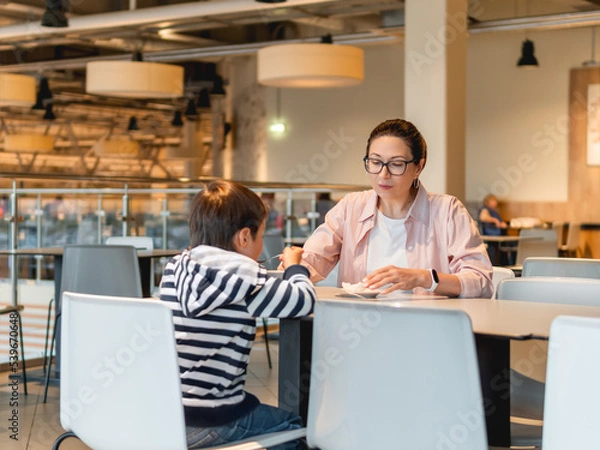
159, 245, 315, 426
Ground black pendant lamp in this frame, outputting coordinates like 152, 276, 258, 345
517, 39, 539, 68
127, 116, 139, 131
184, 99, 198, 118
171, 111, 184, 127
197, 88, 211, 109
41, 0, 69, 28
43, 103, 56, 120
32, 77, 52, 111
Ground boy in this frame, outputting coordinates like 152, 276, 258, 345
160, 180, 315, 449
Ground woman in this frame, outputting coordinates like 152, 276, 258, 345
298, 118, 493, 298
479, 194, 507, 236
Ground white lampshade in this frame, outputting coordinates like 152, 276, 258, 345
0, 73, 36, 107
257, 43, 364, 88
86, 61, 184, 98
4, 134, 54, 153
92, 138, 139, 158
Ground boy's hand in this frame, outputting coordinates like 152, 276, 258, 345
281, 246, 303, 268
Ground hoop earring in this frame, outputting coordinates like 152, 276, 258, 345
412, 178, 420, 189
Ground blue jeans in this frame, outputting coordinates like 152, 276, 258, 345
186, 403, 304, 449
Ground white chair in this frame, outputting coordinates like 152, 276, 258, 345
515, 228, 558, 266
495, 277, 600, 446
542, 316, 600, 449
491, 266, 515, 297
106, 235, 154, 250
304, 299, 487, 449
522, 256, 600, 278
53, 291, 187, 450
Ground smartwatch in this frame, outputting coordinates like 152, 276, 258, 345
426, 269, 439, 292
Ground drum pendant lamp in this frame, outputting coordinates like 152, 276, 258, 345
257, 42, 364, 88
86, 61, 184, 98
0, 73, 37, 107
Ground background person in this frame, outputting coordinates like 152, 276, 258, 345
160, 180, 315, 449
293, 118, 493, 298
479, 194, 508, 236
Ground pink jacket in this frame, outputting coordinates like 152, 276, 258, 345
302, 185, 493, 298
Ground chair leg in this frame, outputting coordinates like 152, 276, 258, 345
43, 313, 60, 404
15, 310, 27, 396
52, 431, 78, 450
43, 298, 54, 374
262, 318, 272, 369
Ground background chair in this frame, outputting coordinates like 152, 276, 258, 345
522, 256, 600, 278
515, 228, 558, 266
491, 266, 515, 297
559, 221, 581, 257
495, 276, 600, 446
105, 235, 154, 250
43, 244, 143, 403
542, 316, 600, 449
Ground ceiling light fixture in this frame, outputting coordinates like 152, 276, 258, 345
43, 103, 56, 120
184, 99, 198, 118
171, 111, 184, 127
210, 75, 226, 96
257, 35, 364, 88
517, 39, 539, 68
86, 55, 184, 99
32, 77, 52, 111
127, 116, 139, 131
197, 88, 211, 109
516, 0, 539, 69
41, 0, 69, 28
269, 88, 286, 135
4, 134, 54, 153
92, 137, 140, 158
0, 73, 36, 107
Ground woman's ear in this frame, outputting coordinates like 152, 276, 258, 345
415, 158, 425, 175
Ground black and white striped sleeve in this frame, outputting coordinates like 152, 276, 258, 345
244, 265, 315, 318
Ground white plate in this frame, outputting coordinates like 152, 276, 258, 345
341, 282, 382, 298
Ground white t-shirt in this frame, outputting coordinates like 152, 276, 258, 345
367, 210, 408, 274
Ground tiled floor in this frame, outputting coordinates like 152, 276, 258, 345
0, 338, 279, 449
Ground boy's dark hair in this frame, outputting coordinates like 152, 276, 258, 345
189, 180, 268, 251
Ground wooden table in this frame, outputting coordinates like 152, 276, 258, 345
279, 286, 600, 447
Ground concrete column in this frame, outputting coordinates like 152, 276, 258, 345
405, 0, 467, 198
212, 56, 267, 181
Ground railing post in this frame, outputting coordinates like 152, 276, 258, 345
35, 194, 43, 282
9, 180, 18, 306
121, 184, 129, 236
161, 196, 169, 250
97, 194, 104, 244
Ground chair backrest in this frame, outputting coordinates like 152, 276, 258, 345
60, 291, 186, 450
307, 300, 487, 450
542, 316, 600, 449
496, 276, 600, 305
106, 236, 154, 250
522, 257, 600, 279
515, 228, 558, 265
61, 245, 142, 299
563, 222, 581, 252
492, 266, 515, 297
551, 222, 565, 247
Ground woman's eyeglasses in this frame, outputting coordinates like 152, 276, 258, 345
363, 157, 416, 176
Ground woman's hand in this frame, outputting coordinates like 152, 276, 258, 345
361, 266, 431, 294
280, 246, 303, 269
